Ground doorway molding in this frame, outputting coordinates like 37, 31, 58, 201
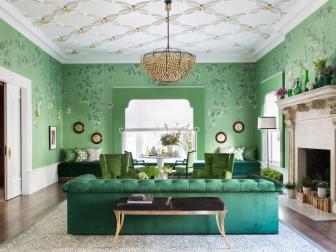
0, 66, 32, 195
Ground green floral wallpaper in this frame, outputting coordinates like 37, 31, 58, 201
256, 0, 336, 168
0, 0, 334, 169
62, 63, 259, 153
0, 19, 63, 169
257, 0, 336, 85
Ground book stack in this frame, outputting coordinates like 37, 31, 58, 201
127, 194, 154, 204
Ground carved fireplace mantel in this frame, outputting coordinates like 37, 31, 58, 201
277, 85, 336, 212
277, 85, 336, 115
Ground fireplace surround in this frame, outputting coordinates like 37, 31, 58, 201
277, 86, 336, 213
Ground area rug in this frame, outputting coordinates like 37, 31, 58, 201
0, 201, 323, 252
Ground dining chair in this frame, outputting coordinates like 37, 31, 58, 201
173, 150, 196, 178
124, 151, 146, 169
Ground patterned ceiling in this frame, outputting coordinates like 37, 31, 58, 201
5, 0, 309, 62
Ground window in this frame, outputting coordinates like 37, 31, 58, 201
122, 99, 196, 159
263, 92, 281, 167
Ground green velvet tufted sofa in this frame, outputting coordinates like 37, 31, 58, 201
64, 174, 282, 235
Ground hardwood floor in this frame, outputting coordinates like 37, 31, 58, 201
0, 183, 66, 244
0, 183, 335, 250
279, 204, 336, 251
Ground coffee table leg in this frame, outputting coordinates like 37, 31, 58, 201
112, 210, 122, 246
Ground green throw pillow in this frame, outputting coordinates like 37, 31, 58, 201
243, 147, 257, 161
74, 148, 88, 162
233, 147, 245, 161
62, 149, 76, 162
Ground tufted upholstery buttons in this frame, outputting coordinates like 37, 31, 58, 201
63, 174, 280, 193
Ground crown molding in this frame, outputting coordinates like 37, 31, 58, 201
62, 52, 255, 64
0, 0, 65, 63
253, 0, 328, 61
0, 0, 329, 64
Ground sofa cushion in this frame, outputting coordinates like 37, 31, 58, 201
62, 149, 76, 162
87, 148, 102, 161
74, 148, 88, 162
233, 147, 245, 160
243, 147, 257, 161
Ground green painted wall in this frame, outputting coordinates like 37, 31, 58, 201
0, 19, 63, 169
62, 63, 258, 155
256, 0, 336, 169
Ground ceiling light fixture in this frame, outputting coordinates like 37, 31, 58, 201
140, 0, 196, 83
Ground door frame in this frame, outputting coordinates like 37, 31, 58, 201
0, 66, 32, 195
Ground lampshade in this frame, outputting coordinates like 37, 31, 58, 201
258, 117, 277, 129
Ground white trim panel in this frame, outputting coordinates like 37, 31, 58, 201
26, 163, 59, 195
0, 66, 32, 195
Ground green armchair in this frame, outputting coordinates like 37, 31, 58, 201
193, 153, 234, 179
99, 154, 130, 179
173, 150, 196, 178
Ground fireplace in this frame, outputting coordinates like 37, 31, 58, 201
277, 86, 336, 213
298, 148, 330, 184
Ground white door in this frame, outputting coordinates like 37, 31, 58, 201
4, 83, 21, 200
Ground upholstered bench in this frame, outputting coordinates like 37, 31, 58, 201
63, 174, 282, 235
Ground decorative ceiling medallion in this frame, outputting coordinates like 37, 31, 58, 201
140, 0, 196, 83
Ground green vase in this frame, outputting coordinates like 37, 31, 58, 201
288, 89, 293, 97
294, 78, 302, 95
303, 70, 309, 91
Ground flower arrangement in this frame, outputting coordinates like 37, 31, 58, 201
275, 87, 288, 98
137, 172, 149, 180
320, 65, 335, 76
160, 132, 180, 146
313, 58, 327, 71
143, 166, 161, 178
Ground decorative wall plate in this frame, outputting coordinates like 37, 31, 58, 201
73, 122, 85, 133
91, 132, 102, 144
215, 132, 227, 144
233, 121, 245, 133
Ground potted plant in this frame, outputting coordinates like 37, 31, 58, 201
275, 87, 288, 99
284, 183, 296, 199
301, 178, 312, 194
317, 181, 329, 198
143, 166, 161, 179
320, 65, 335, 85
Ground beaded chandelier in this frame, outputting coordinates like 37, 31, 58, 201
140, 0, 196, 82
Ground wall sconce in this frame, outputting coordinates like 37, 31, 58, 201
57, 108, 61, 120
36, 100, 42, 117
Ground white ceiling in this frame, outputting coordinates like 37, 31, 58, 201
2, 0, 327, 63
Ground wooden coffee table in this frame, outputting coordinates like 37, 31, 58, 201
112, 197, 229, 248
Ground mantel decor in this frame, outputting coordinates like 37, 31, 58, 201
140, 0, 196, 82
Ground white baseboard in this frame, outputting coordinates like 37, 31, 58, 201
24, 163, 59, 195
